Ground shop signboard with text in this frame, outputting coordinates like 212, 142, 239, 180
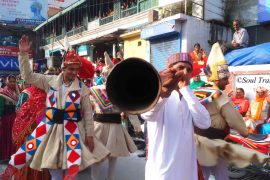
234, 73, 270, 100
0, 46, 33, 71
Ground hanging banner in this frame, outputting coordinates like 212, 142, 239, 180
0, 46, 19, 57
234, 73, 270, 100
0, 0, 48, 26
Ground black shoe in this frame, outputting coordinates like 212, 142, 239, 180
137, 152, 146, 158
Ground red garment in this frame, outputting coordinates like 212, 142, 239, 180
231, 96, 250, 116
12, 86, 47, 146
12, 86, 50, 180
197, 161, 205, 180
0, 86, 19, 102
189, 51, 208, 69
189, 51, 208, 77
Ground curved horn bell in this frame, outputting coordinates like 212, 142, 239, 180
106, 58, 161, 114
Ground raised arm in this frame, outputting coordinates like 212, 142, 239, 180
19, 35, 51, 91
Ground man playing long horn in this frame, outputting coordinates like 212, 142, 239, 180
141, 53, 211, 180
0, 35, 109, 180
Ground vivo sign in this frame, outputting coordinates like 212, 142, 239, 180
0, 57, 19, 70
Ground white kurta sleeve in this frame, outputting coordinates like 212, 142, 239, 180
180, 86, 211, 129
19, 52, 51, 91
141, 97, 167, 122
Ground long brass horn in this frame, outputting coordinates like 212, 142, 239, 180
106, 58, 161, 114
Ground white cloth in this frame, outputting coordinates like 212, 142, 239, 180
141, 86, 211, 180
232, 28, 249, 47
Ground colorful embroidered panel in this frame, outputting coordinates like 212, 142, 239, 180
9, 85, 82, 174
194, 87, 222, 106
90, 86, 113, 111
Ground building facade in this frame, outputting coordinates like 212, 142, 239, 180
34, 0, 232, 69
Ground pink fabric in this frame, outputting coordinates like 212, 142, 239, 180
0, 86, 18, 102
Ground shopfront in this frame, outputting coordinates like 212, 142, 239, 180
141, 20, 181, 71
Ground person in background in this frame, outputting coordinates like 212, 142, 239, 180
231, 87, 250, 117
222, 20, 249, 54
195, 43, 269, 180
190, 75, 206, 90
244, 87, 270, 133
93, 70, 104, 86
90, 51, 137, 180
0, 75, 19, 161
189, 43, 208, 69
96, 58, 105, 73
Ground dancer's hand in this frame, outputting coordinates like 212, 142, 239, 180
159, 68, 178, 98
86, 136, 94, 152
175, 67, 191, 89
19, 35, 32, 53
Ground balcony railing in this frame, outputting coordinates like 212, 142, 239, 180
41, 0, 161, 46
45, 36, 54, 45
66, 26, 85, 37
138, 0, 158, 12
100, 15, 113, 25
44, 26, 86, 45
121, 6, 138, 18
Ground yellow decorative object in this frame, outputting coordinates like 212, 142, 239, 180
206, 43, 227, 81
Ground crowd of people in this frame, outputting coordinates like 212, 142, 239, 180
102, 8, 114, 19
0, 18, 269, 180
121, 0, 137, 10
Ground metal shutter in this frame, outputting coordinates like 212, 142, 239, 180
150, 34, 180, 72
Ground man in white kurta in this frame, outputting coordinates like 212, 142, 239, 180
141, 53, 211, 180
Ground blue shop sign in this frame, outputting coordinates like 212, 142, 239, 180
0, 56, 19, 70
141, 20, 178, 40
78, 45, 89, 56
